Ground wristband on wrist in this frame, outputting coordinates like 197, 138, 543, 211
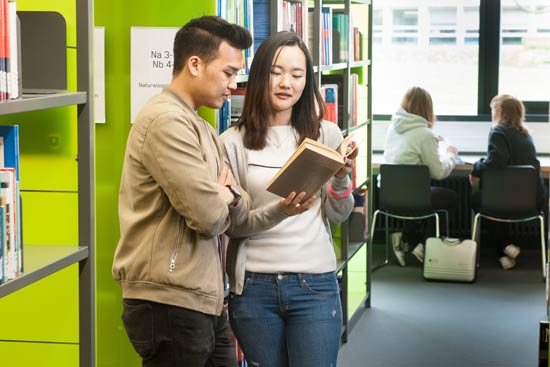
327, 183, 353, 199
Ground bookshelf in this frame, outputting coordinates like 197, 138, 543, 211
221, 0, 372, 343
313, 0, 372, 343
0, 0, 95, 366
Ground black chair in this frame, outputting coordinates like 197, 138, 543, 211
370, 164, 449, 269
471, 165, 546, 277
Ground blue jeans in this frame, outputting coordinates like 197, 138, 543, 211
228, 271, 342, 367
121, 299, 237, 367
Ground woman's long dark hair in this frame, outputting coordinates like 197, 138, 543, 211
235, 31, 325, 150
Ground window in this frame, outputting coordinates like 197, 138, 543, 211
391, 8, 418, 45
499, 1, 550, 107
429, 7, 457, 45
373, 0, 550, 119
372, 1, 480, 116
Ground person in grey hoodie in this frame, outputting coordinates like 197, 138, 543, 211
383, 86, 459, 266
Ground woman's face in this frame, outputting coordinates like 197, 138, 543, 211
269, 45, 307, 121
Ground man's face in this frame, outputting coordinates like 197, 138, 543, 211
196, 41, 243, 109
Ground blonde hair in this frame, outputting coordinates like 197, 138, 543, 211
401, 86, 435, 126
490, 94, 528, 135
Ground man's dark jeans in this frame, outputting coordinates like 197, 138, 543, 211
122, 298, 237, 367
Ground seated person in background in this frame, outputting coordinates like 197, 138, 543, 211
383, 86, 459, 266
470, 94, 546, 270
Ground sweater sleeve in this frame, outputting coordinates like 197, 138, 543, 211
419, 133, 457, 180
471, 129, 510, 177
220, 129, 290, 238
321, 122, 354, 223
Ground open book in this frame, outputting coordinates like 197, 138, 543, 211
266, 134, 357, 198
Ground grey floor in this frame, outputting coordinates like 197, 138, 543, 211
338, 248, 547, 367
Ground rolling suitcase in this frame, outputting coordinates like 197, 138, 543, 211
423, 237, 477, 282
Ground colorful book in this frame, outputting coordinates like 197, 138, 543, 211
0, 124, 20, 180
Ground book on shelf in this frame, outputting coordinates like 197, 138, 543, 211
320, 83, 338, 124
266, 134, 357, 199
0, 125, 22, 283
8, 0, 19, 99
321, 74, 344, 129
0, 168, 18, 281
230, 87, 246, 125
0, 124, 20, 180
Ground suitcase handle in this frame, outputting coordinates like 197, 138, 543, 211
440, 237, 464, 246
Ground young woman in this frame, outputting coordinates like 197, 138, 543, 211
470, 94, 546, 270
220, 31, 357, 367
383, 86, 459, 266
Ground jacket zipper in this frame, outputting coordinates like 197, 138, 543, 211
169, 217, 184, 272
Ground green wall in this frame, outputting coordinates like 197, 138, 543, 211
93, 1, 216, 366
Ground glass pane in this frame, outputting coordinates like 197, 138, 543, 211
373, 1, 480, 116
499, 0, 550, 102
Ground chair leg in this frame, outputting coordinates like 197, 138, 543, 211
384, 215, 389, 265
371, 210, 388, 271
444, 210, 449, 237
539, 215, 547, 278
436, 210, 449, 237
472, 213, 481, 267
434, 213, 440, 238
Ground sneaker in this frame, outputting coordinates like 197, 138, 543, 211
499, 256, 516, 270
390, 232, 407, 267
503, 244, 520, 259
412, 243, 424, 264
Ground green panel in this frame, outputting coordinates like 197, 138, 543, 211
0, 46, 79, 192
0, 266, 78, 342
347, 245, 367, 320
21, 191, 78, 245
0, 341, 78, 367
331, 223, 342, 260
94, 1, 217, 366
0, 108, 78, 191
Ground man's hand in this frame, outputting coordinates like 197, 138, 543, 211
217, 167, 236, 205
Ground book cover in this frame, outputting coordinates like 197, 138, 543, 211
321, 83, 338, 124
0, 168, 16, 280
0, 203, 4, 284
0, 124, 19, 180
266, 135, 355, 198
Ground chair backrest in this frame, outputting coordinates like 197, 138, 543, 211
379, 164, 433, 215
480, 165, 538, 218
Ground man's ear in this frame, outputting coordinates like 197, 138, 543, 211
187, 55, 201, 77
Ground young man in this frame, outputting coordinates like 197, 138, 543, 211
112, 16, 252, 366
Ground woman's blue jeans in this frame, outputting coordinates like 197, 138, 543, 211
228, 271, 342, 367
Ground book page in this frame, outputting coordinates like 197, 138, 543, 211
338, 133, 358, 158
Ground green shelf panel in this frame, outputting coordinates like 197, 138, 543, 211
21, 192, 78, 245
347, 244, 367, 320
0, 264, 79, 342
0, 341, 78, 367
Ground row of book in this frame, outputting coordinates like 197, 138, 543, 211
0, 0, 19, 101
219, 74, 369, 133
219, 1, 368, 69
320, 73, 369, 129
0, 125, 22, 284
218, 0, 255, 74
